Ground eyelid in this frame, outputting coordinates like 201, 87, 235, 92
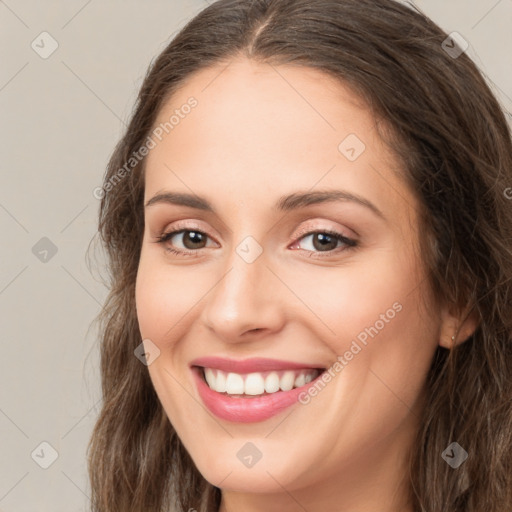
160, 220, 355, 243
291, 220, 355, 243
160, 220, 220, 243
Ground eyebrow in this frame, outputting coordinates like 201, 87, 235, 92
144, 189, 385, 220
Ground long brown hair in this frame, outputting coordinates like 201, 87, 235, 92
87, 1, 512, 510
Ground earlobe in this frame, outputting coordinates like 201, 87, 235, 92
438, 303, 480, 349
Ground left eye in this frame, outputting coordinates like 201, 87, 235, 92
292, 231, 356, 253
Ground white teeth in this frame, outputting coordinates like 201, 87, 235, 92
216, 370, 227, 392
264, 372, 280, 393
294, 373, 306, 388
280, 371, 295, 391
204, 368, 215, 389
202, 367, 321, 395
245, 373, 265, 395
225, 372, 244, 394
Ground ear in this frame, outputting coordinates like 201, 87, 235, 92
438, 302, 480, 349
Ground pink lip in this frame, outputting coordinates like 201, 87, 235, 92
189, 356, 324, 374
191, 365, 326, 423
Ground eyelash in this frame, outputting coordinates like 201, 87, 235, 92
154, 226, 358, 259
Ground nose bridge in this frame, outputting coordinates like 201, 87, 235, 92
201, 240, 284, 340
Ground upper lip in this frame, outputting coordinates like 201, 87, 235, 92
190, 356, 326, 374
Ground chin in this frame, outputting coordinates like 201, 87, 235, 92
192, 447, 311, 493
203, 468, 293, 493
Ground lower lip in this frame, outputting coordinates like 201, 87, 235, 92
191, 366, 323, 423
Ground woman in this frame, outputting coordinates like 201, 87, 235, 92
87, 0, 512, 511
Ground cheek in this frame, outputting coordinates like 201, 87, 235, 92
286, 245, 437, 398
286, 248, 422, 347
134, 256, 208, 423
135, 254, 207, 343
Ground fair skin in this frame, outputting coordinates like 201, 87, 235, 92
135, 58, 476, 512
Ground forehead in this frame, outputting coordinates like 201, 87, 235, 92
144, 58, 417, 226
150, 58, 376, 156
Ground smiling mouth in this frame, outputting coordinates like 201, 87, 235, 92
196, 366, 325, 397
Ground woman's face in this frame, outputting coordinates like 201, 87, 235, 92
135, 58, 443, 509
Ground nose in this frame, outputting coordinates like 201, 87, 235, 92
200, 248, 286, 343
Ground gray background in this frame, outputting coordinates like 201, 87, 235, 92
0, 1, 510, 511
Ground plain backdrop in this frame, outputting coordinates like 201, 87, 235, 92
0, 1, 510, 510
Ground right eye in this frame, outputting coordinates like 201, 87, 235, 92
155, 229, 217, 256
